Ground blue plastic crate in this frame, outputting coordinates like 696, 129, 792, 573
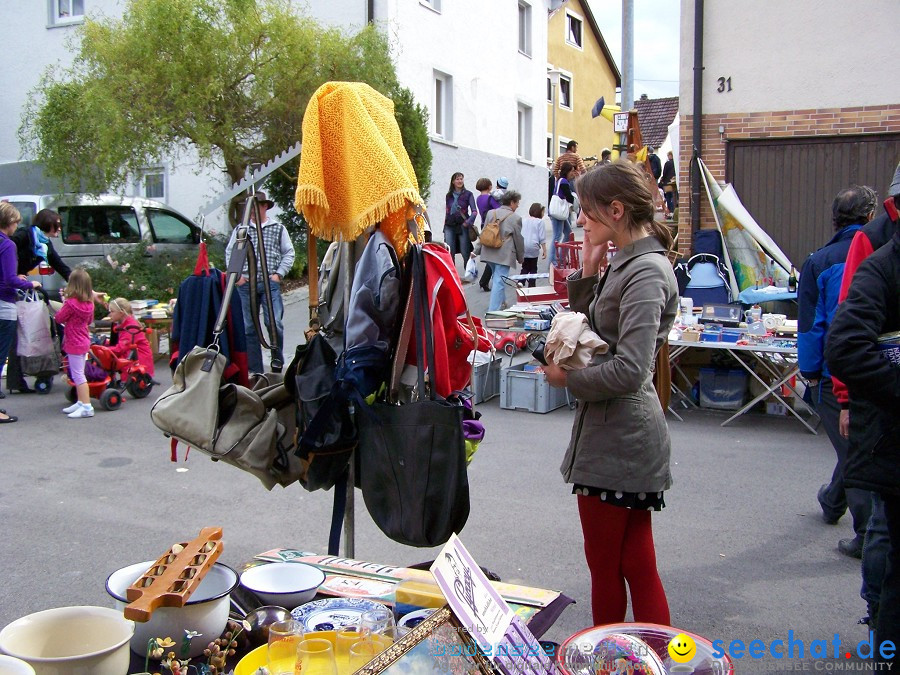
699, 368, 747, 410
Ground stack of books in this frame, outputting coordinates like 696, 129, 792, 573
484, 311, 518, 329
879, 331, 900, 365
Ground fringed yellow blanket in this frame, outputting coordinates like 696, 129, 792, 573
294, 82, 425, 255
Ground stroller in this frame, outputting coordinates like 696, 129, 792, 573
63, 325, 155, 411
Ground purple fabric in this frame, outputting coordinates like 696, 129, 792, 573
0, 232, 34, 303
67, 352, 88, 386
476, 194, 501, 221
462, 419, 485, 442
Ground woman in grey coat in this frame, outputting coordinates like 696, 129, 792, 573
471, 190, 525, 311
544, 161, 678, 626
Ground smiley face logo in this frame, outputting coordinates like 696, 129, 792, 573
668, 633, 697, 663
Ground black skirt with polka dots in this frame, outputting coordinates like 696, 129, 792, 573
572, 484, 666, 511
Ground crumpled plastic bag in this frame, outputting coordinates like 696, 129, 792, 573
544, 312, 608, 370
464, 256, 478, 283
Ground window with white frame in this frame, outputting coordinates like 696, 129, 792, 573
420, 0, 441, 12
518, 1, 532, 56
559, 74, 572, 109
547, 135, 553, 163
547, 76, 552, 103
51, 0, 84, 25
558, 137, 571, 158
140, 168, 166, 200
517, 103, 533, 161
433, 70, 453, 141
566, 11, 583, 49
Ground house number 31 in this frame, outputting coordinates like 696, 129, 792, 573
717, 77, 732, 92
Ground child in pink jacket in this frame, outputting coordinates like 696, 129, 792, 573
107, 297, 154, 377
55, 268, 96, 418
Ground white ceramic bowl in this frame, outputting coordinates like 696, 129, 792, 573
106, 560, 238, 657
0, 606, 133, 675
240, 562, 325, 609
0, 655, 36, 674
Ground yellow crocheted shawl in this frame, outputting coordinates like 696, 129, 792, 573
294, 82, 426, 254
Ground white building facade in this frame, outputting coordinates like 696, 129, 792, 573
0, 0, 551, 236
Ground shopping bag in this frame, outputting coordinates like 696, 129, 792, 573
464, 256, 478, 282
549, 178, 571, 220
16, 290, 54, 358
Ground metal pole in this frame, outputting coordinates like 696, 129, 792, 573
691, 0, 705, 231
341, 238, 355, 558
621, 0, 634, 116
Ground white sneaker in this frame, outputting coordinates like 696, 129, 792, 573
67, 403, 94, 419
62, 402, 81, 414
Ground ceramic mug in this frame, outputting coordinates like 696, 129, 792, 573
744, 307, 762, 323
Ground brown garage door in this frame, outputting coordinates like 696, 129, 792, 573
726, 134, 900, 267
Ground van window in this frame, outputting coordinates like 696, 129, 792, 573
146, 208, 197, 243
9, 202, 37, 228
60, 206, 141, 244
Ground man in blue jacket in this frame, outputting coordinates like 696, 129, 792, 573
798, 185, 876, 558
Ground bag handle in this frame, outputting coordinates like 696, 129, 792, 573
306, 226, 320, 337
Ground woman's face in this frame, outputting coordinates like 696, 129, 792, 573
578, 200, 621, 247
566, 167, 577, 181
48, 218, 62, 238
453, 174, 464, 190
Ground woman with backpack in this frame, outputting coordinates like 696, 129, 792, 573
475, 177, 502, 291
444, 172, 477, 267
542, 161, 678, 626
549, 163, 576, 266
470, 190, 525, 312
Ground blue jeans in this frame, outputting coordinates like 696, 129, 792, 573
0, 319, 16, 389
237, 280, 285, 373
487, 262, 510, 311
862, 493, 889, 623
443, 227, 473, 267
549, 217, 572, 266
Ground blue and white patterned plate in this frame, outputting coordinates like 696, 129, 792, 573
291, 597, 385, 632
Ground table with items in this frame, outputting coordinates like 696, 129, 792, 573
667, 338, 820, 434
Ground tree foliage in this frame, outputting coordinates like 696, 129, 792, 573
20, 0, 431, 233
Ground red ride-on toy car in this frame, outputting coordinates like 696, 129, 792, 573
489, 329, 531, 357
64, 342, 154, 411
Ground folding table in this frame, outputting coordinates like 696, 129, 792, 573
668, 339, 820, 434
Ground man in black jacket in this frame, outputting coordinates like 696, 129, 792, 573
826, 227, 900, 659
6, 209, 70, 394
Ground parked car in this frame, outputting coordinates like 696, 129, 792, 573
0, 194, 201, 297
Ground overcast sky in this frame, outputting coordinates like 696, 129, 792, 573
586, 0, 681, 102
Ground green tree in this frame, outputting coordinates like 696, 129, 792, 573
20, 0, 431, 234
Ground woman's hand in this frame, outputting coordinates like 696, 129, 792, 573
582, 237, 609, 277
542, 361, 568, 388
31, 280, 42, 289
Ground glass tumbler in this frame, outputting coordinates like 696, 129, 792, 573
297, 637, 338, 675
267, 619, 304, 675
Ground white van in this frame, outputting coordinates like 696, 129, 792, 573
2, 193, 201, 296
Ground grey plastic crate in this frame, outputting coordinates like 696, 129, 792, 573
468, 357, 501, 403
500, 363, 570, 413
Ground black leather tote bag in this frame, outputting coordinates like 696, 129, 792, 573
358, 245, 470, 547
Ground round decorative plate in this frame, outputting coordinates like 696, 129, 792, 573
557, 623, 734, 675
291, 597, 385, 632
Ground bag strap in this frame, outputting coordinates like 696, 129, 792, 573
306, 226, 320, 336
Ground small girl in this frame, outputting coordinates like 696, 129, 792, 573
55, 268, 96, 418
520, 203, 547, 288
107, 298, 154, 377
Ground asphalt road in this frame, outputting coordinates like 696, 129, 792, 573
0, 248, 875, 671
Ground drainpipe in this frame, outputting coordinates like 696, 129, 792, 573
366, 0, 374, 23
690, 0, 704, 232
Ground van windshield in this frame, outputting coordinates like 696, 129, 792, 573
146, 208, 197, 243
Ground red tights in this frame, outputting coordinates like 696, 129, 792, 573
577, 494, 670, 626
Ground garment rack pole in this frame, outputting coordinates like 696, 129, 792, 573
340, 238, 355, 558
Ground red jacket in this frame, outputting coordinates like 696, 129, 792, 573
110, 315, 155, 376
55, 298, 95, 355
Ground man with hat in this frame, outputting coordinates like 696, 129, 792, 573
225, 191, 295, 374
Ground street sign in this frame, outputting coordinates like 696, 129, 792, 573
613, 112, 629, 133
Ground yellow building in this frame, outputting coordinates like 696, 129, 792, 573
547, 0, 621, 165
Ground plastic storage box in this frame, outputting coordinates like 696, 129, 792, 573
699, 368, 747, 410
469, 357, 501, 403
500, 363, 570, 413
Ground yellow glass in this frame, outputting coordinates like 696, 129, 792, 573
297, 637, 338, 675
335, 627, 368, 674
267, 619, 304, 675
348, 639, 381, 672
